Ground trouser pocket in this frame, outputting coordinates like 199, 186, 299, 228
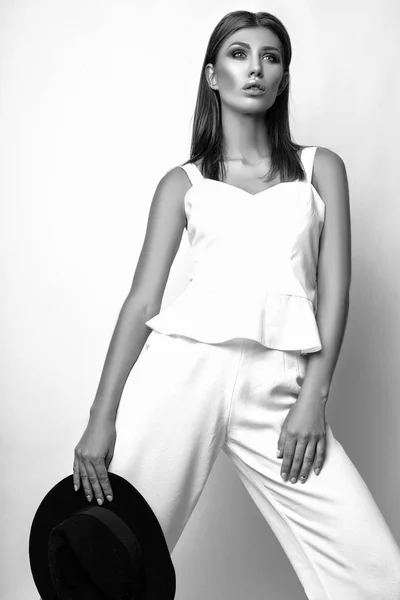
282, 350, 301, 376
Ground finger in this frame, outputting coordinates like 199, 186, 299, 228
288, 441, 308, 483
82, 457, 105, 505
298, 441, 317, 483
280, 438, 297, 480
277, 430, 286, 459
92, 458, 114, 502
314, 437, 326, 475
78, 459, 93, 502
73, 455, 80, 491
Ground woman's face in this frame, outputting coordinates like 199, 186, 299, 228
206, 26, 288, 114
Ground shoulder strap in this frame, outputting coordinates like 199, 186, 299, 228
179, 162, 204, 186
300, 146, 318, 183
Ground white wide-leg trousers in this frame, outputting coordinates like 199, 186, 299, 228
109, 330, 400, 599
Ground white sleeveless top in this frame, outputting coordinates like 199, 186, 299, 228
145, 146, 325, 354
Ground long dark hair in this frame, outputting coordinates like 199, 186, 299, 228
183, 10, 306, 184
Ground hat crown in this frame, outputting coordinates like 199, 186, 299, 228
48, 506, 145, 599
29, 472, 176, 599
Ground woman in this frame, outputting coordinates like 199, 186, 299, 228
72, 10, 400, 599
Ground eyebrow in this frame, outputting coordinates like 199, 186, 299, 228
227, 42, 281, 53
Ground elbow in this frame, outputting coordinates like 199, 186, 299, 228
318, 273, 352, 304
123, 292, 161, 320
318, 283, 350, 304
142, 301, 162, 320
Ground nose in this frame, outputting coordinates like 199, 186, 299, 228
248, 55, 262, 79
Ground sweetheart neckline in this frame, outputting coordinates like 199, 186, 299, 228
186, 177, 326, 210
205, 178, 296, 197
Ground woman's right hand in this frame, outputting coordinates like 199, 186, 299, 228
73, 414, 117, 505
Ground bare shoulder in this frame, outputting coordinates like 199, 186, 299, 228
156, 165, 192, 199
149, 165, 192, 226
313, 146, 348, 204
314, 146, 347, 180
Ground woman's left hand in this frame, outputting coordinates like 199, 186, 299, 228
277, 397, 327, 484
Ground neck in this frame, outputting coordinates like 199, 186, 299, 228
220, 105, 271, 163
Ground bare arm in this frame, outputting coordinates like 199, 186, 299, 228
298, 147, 352, 405
89, 165, 191, 421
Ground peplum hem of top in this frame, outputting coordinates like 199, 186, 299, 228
145, 290, 322, 355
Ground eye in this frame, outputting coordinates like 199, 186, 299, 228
264, 54, 279, 62
231, 50, 279, 62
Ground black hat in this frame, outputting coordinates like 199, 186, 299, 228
29, 472, 176, 599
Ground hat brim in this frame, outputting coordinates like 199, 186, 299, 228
29, 472, 175, 599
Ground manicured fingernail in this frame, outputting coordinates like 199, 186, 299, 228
315, 468, 321, 475
281, 473, 287, 480
97, 498, 103, 506
291, 477, 297, 484
106, 495, 113, 502
86, 495, 91, 501
276, 449, 280, 457
74, 485, 78, 492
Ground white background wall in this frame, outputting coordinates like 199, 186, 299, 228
1, 0, 399, 598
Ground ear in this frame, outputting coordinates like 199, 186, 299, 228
277, 71, 290, 96
205, 63, 218, 90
